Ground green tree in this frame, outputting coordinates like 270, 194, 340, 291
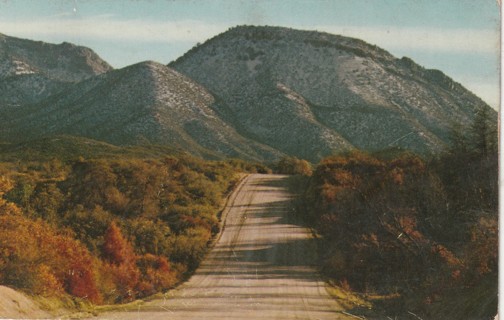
30, 182, 64, 223
470, 106, 497, 156
447, 123, 469, 155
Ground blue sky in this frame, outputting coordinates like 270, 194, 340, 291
0, 0, 500, 107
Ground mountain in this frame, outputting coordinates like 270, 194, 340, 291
0, 33, 112, 106
0, 28, 494, 162
0, 60, 281, 161
170, 25, 493, 160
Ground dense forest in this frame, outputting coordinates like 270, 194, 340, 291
0, 109, 497, 319
302, 109, 498, 319
0, 151, 269, 305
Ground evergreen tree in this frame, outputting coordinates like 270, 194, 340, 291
470, 106, 497, 156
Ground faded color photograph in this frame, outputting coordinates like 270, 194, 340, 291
0, 0, 499, 319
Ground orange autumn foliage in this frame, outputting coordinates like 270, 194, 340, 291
1, 155, 239, 304
0, 177, 22, 216
136, 254, 177, 296
103, 221, 137, 266
101, 221, 140, 302
0, 214, 102, 303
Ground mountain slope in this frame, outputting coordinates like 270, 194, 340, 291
0, 33, 112, 106
0, 135, 184, 162
0, 61, 282, 161
171, 25, 492, 160
0, 27, 494, 162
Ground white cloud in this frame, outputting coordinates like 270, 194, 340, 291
310, 25, 499, 54
0, 16, 228, 43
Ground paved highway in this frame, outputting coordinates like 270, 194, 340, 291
98, 174, 353, 320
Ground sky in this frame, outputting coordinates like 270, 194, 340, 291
0, 0, 500, 108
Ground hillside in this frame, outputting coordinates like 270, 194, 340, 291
0, 33, 111, 82
0, 135, 186, 162
171, 25, 492, 161
0, 33, 112, 106
0, 27, 495, 162
0, 61, 281, 161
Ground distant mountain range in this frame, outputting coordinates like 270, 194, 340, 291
1, 60, 280, 160
0, 26, 494, 162
0, 32, 112, 106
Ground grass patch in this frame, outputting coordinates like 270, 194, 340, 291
33, 294, 96, 318
324, 282, 408, 319
325, 281, 372, 310
92, 299, 146, 314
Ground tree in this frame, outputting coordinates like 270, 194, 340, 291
470, 106, 497, 157
102, 221, 140, 302
0, 215, 102, 303
0, 177, 22, 216
30, 182, 64, 223
447, 123, 469, 155
103, 221, 137, 266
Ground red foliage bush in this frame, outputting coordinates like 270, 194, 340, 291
137, 254, 177, 296
101, 221, 140, 302
103, 221, 137, 265
0, 214, 102, 303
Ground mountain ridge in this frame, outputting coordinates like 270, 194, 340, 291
0, 33, 112, 81
0, 32, 112, 106
0, 26, 495, 162
170, 25, 491, 160
0, 60, 282, 161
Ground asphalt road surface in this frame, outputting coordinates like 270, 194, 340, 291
98, 174, 353, 320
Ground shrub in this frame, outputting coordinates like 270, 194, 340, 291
0, 214, 102, 303
303, 149, 497, 318
275, 157, 313, 176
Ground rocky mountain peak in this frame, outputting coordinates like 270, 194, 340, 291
0, 33, 113, 106
0, 34, 112, 82
170, 25, 492, 160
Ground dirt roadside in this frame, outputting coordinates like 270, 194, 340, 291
0, 285, 50, 319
